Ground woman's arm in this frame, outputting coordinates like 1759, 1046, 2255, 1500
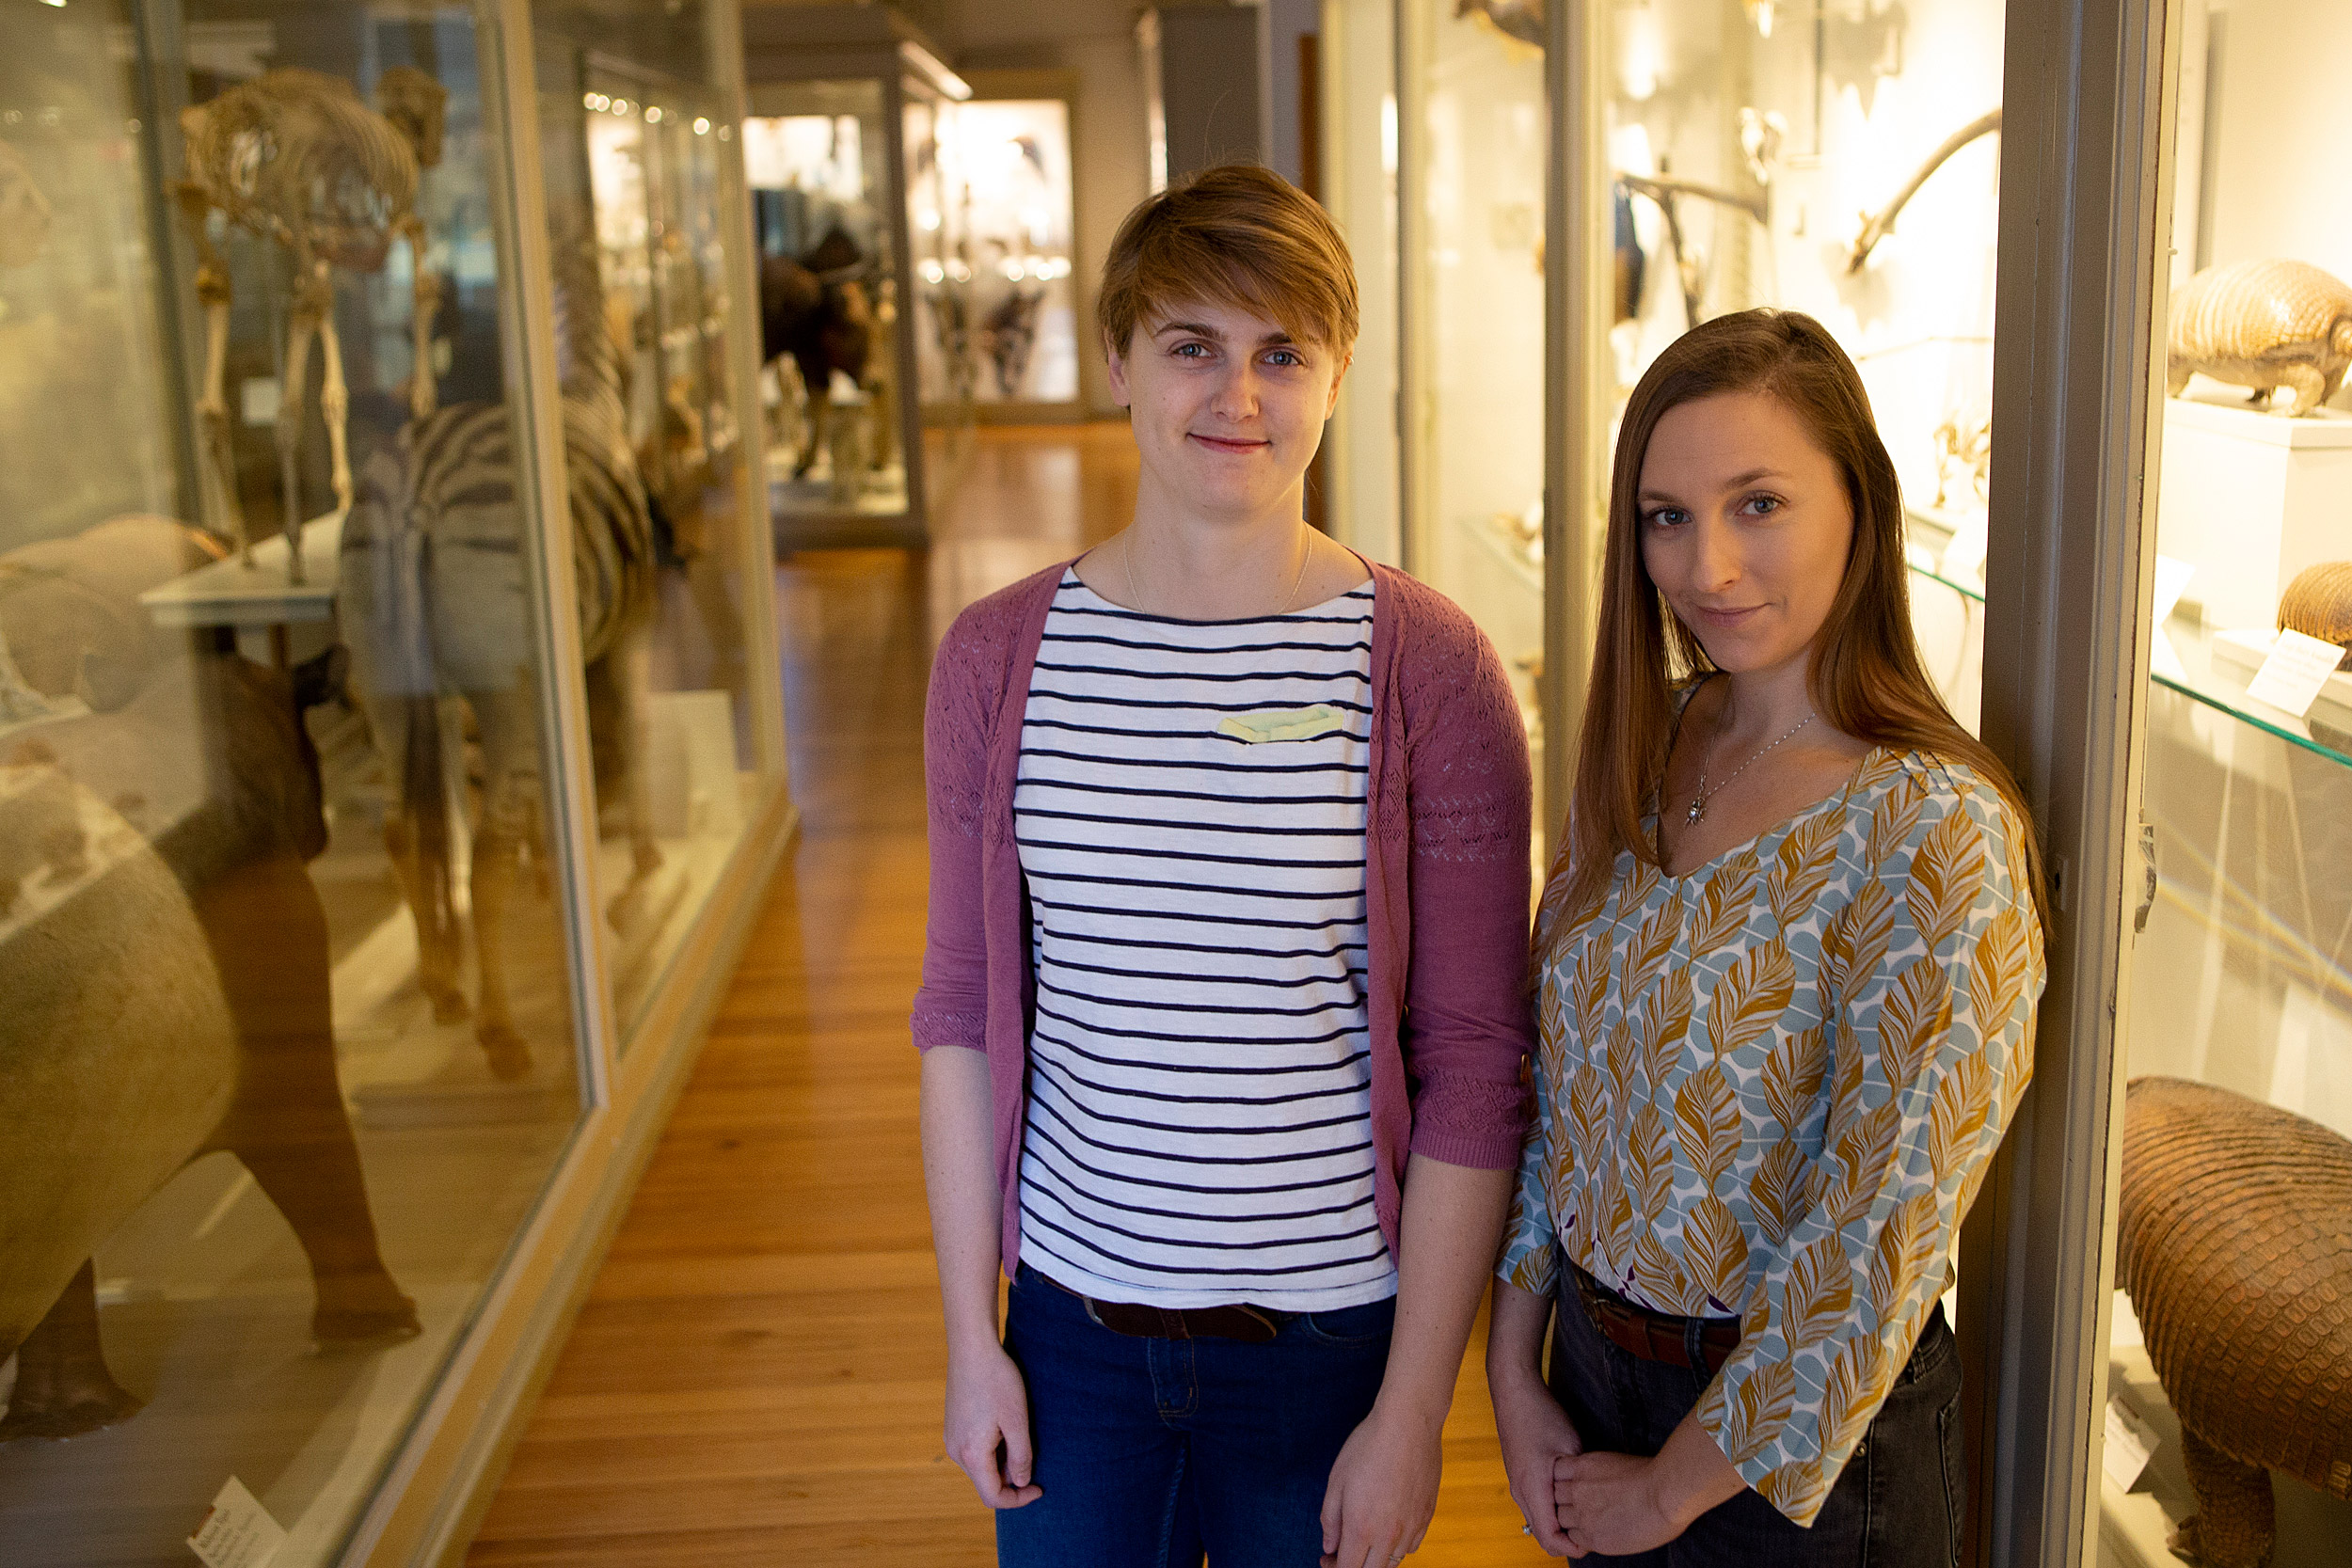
1486, 1277, 1582, 1555
921, 1045, 1041, 1510
1320, 1153, 1512, 1568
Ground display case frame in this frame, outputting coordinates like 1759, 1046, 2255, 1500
0, 0, 794, 1560
741, 1, 973, 551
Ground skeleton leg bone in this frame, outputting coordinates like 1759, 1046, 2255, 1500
401, 216, 439, 420
278, 265, 331, 587
317, 293, 354, 521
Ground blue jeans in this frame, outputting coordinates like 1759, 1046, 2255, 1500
1546, 1281, 1967, 1568
996, 1262, 1395, 1568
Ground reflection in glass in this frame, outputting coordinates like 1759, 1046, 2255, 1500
544, 4, 764, 1042
0, 3, 583, 1560
1401, 0, 1546, 774
2105, 2, 2352, 1561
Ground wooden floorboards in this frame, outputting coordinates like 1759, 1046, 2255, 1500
467, 425, 1549, 1564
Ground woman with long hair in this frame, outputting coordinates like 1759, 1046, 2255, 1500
1487, 309, 2045, 1563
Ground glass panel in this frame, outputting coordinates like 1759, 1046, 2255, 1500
1401, 0, 1546, 777
538, 3, 764, 1045
1599, 1, 2006, 732
0, 3, 587, 1560
956, 98, 1078, 407
1316, 0, 1403, 569
910, 74, 976, 513
744, 80, 913, 526
2102, 1, 2352, 1561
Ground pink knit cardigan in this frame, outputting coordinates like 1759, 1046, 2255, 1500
913, 558, 1536, 1275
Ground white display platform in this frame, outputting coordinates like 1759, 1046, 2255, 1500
138, 512, 343, 630
2212, 627, 2352, 736
2155, 393, 2352, 631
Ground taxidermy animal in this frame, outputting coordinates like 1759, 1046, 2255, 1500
2, 523, 416, 1441
2117, 1077, 2352, 1567
2277, 562, 2352, 670
338, 226, 660, 1082
0, 141, 53, 270
0, 515, 223, 711
981, 285, 1045, 399
1456, 0, 1544, 50
1848, 106, 2001, 273
758, 227, 874, 482
2167, 258, 2352, 418
174, 65, 448, 584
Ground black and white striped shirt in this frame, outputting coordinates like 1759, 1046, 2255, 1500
1012, 569, 1396, 1310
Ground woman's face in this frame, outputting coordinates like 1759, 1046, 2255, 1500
1106, 298, 1347, 525
1635, 389, 1855, 680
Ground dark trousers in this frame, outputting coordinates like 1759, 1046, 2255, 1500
1548, 1280, 1967, 1568
996, 1262, 1395, 1568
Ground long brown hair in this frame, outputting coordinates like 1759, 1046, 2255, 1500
1558, 309, 2045, 927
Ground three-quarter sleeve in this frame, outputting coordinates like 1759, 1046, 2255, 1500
910, 607, 998, 1053
1692, 776, 2042, 1525
1396, 601, 1535, 1169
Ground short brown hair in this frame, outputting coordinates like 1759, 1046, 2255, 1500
1097, 164, 1359, 356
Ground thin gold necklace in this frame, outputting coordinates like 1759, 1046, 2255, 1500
1123, 532, 1312, 619
1687, 708, 1817, 825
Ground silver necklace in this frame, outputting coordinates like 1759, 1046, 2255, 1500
1123, 533, 1312, 619
1687, 708, 1817, 825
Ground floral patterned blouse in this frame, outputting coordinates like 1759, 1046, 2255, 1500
1499, 745, 2044, 1526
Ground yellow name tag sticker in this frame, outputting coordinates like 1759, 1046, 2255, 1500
1216, 705, 1346, 744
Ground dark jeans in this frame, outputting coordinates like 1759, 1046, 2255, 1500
996, 1262, 1394, 1568
1547, 1281, 1967, 1568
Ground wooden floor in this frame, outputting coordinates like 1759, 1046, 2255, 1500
467, 424, 1550, 1564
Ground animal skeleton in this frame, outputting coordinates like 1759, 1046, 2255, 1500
174, 67, 447, 584
1848, 107, 2001, 273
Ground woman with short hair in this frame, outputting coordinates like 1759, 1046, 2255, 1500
914, 164, 1535, 1568
1488, 309, 2047, 1564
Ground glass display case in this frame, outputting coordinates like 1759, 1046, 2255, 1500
1544, 2, 2352, 1563
742, 2, 974, 549
2090, 1, 2352, 1561
1398, 0, 1549, 780
955, 91, 1080, 417
0, 0, 788, 1561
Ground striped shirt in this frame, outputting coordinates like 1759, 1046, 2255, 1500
1012, 569, 1397, 1310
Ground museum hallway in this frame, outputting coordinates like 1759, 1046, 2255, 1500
464, 423, 1549, 1565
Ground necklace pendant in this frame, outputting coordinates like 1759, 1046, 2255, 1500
1686, 798, 1705, 825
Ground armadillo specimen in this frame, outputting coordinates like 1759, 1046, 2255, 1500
2167, 258, 2352, 417
2118, 1077, 2352, 1567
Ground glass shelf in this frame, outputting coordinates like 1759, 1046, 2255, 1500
1904, 532, 2352, 771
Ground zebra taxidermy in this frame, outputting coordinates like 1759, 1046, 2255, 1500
175, 66, 447, 585
337, 226, 660, 1080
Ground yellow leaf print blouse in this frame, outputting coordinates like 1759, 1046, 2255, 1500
1499, 747, 2044, 1527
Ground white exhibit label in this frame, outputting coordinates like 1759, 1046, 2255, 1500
186, 1477, 284, 1568
2102, 1399, 2159, 1494
2246, 627, 2345, 718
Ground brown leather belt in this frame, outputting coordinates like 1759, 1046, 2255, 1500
1569, 1261, 1741, 1375
1041, 1272, 1289, 1344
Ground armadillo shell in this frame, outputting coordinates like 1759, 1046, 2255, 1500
2278, 562, 2352, 671
2118, 1077, 2352, 1501
2169, 258, 2352, 364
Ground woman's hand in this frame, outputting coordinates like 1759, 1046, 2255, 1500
1550, 1411, 1743, 1558
1319, 1402, 1442, 1567
1550, 1450, 1682, 1557
942, 1338, 1043, 1510
1489, 1366, 1583, 1555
